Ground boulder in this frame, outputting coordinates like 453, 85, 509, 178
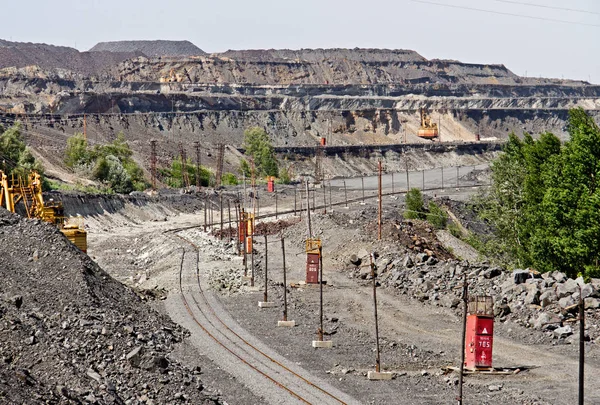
494, 302, 511, 318
524, 289, 540, 305
126, 346, 144, 367
556, 279, 579, 299
539, 290, 558, 308
552, 271, 567, 283
558, 296, 575, 309
483, 267, 502, 279
553, 325, 573, 339
403, 255, 414, 268
426, 256, 438, 266
584, 297, 600, 309
532, 312, 554, 330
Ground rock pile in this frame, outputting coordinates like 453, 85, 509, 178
0, 208, 220, 404
349, 248, 600, 342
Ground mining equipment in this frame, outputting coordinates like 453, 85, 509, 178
0, 170, 87, 252
417, 108, 439, 139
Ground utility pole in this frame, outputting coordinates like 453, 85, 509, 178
150, 140, 157, 190
282, 238, 288, 321
193, 141, 201, 188
371, 253, 381, 372
305, 180, 312, 238
378, 161, 382, 241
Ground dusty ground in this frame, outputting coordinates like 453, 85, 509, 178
86, 187, 600, 405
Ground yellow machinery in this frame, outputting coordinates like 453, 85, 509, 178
418, 108, 439, 139
0, 170, 87, 252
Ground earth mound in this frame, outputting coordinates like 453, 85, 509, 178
0, 208, 219, 404
90, 40, 205, 57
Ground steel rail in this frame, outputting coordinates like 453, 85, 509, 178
177, 247, 313, 404
176, 234, 348, 405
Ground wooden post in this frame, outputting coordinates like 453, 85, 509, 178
343, 180, 348, 208
305, 180, 312, 239
318, 246, 324, 341
219, 193, 223, 240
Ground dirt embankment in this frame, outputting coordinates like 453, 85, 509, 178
0, 207, 221, 404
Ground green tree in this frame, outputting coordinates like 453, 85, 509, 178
0, 122, 44, 179
242, 127, 279, 177
404, 188, 425, 219
474, 108, 600, 277
65, 133, 90, 167
426, 201, 448, 229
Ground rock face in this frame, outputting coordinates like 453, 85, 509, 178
0, 208, 219, 404
89, 40, 205, 57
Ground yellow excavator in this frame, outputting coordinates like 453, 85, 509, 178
0, 170, 87, 252
417, 108, 439, 139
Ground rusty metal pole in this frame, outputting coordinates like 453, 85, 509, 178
405, 159, 410, 191
203, 194, 207, 232
275, 190, 278, 219
422, 169, 425, 191
227, 199, 232, 240
391, 172, 395, 194
370, 254, 381, 373
456, 166, 459, 189
312, 184, 316, 213
281, 237, 288, 322
264, 235, 268, 302
294, 187, 297, 216
343, 180, 348, 208
250, 216, 255, 287
378, 161, 382, 241
322, 182, 327, 214
458, 273, 468, 405
362, 176, 365, 203
235, 203, 240, 255
328, 180, 332, 212
579, 285, 585, 405
442, 166, 444, 190
305, 180, 312, 239
219, 193, 223, 240
318, 246, 324, 341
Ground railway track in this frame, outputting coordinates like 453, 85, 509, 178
174, 232, 355, 405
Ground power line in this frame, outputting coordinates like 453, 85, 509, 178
489, 0, 600, 16
411, 0, 600, 27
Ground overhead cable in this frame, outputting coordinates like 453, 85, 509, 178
411, 0, 600, 27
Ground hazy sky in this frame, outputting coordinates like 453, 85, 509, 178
2, 0, 599, 82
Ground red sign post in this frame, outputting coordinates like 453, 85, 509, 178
465, 296, 494, 370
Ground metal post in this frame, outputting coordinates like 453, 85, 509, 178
343, 180, 348, 208
328, 180, 332, 212
219, 193, 223, 240
235, 203, 240, 255
305, 180, 312, 238
243, 172, 247, 209
406, 159, 410, 191
275, 190, 278, 219
370, 254, 381, 373
264, 235, 268, 303
203, 194, 207, 232
362, 177, 365, 203
579, 285, 585, 405
422, 169, 425, 190
456, 166, 459, 189
441, 166, 444, 190
391, 172, 395, 194
378, 161, 382, 240
250, 227, 255, 287
281, 237, 288, 322
227, 199, 232, 240
294, 187, 297, 216
312, 184, 316, 213
322, 182, 327, 214
318, 246, 324, 341
458, 273, 468, 405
